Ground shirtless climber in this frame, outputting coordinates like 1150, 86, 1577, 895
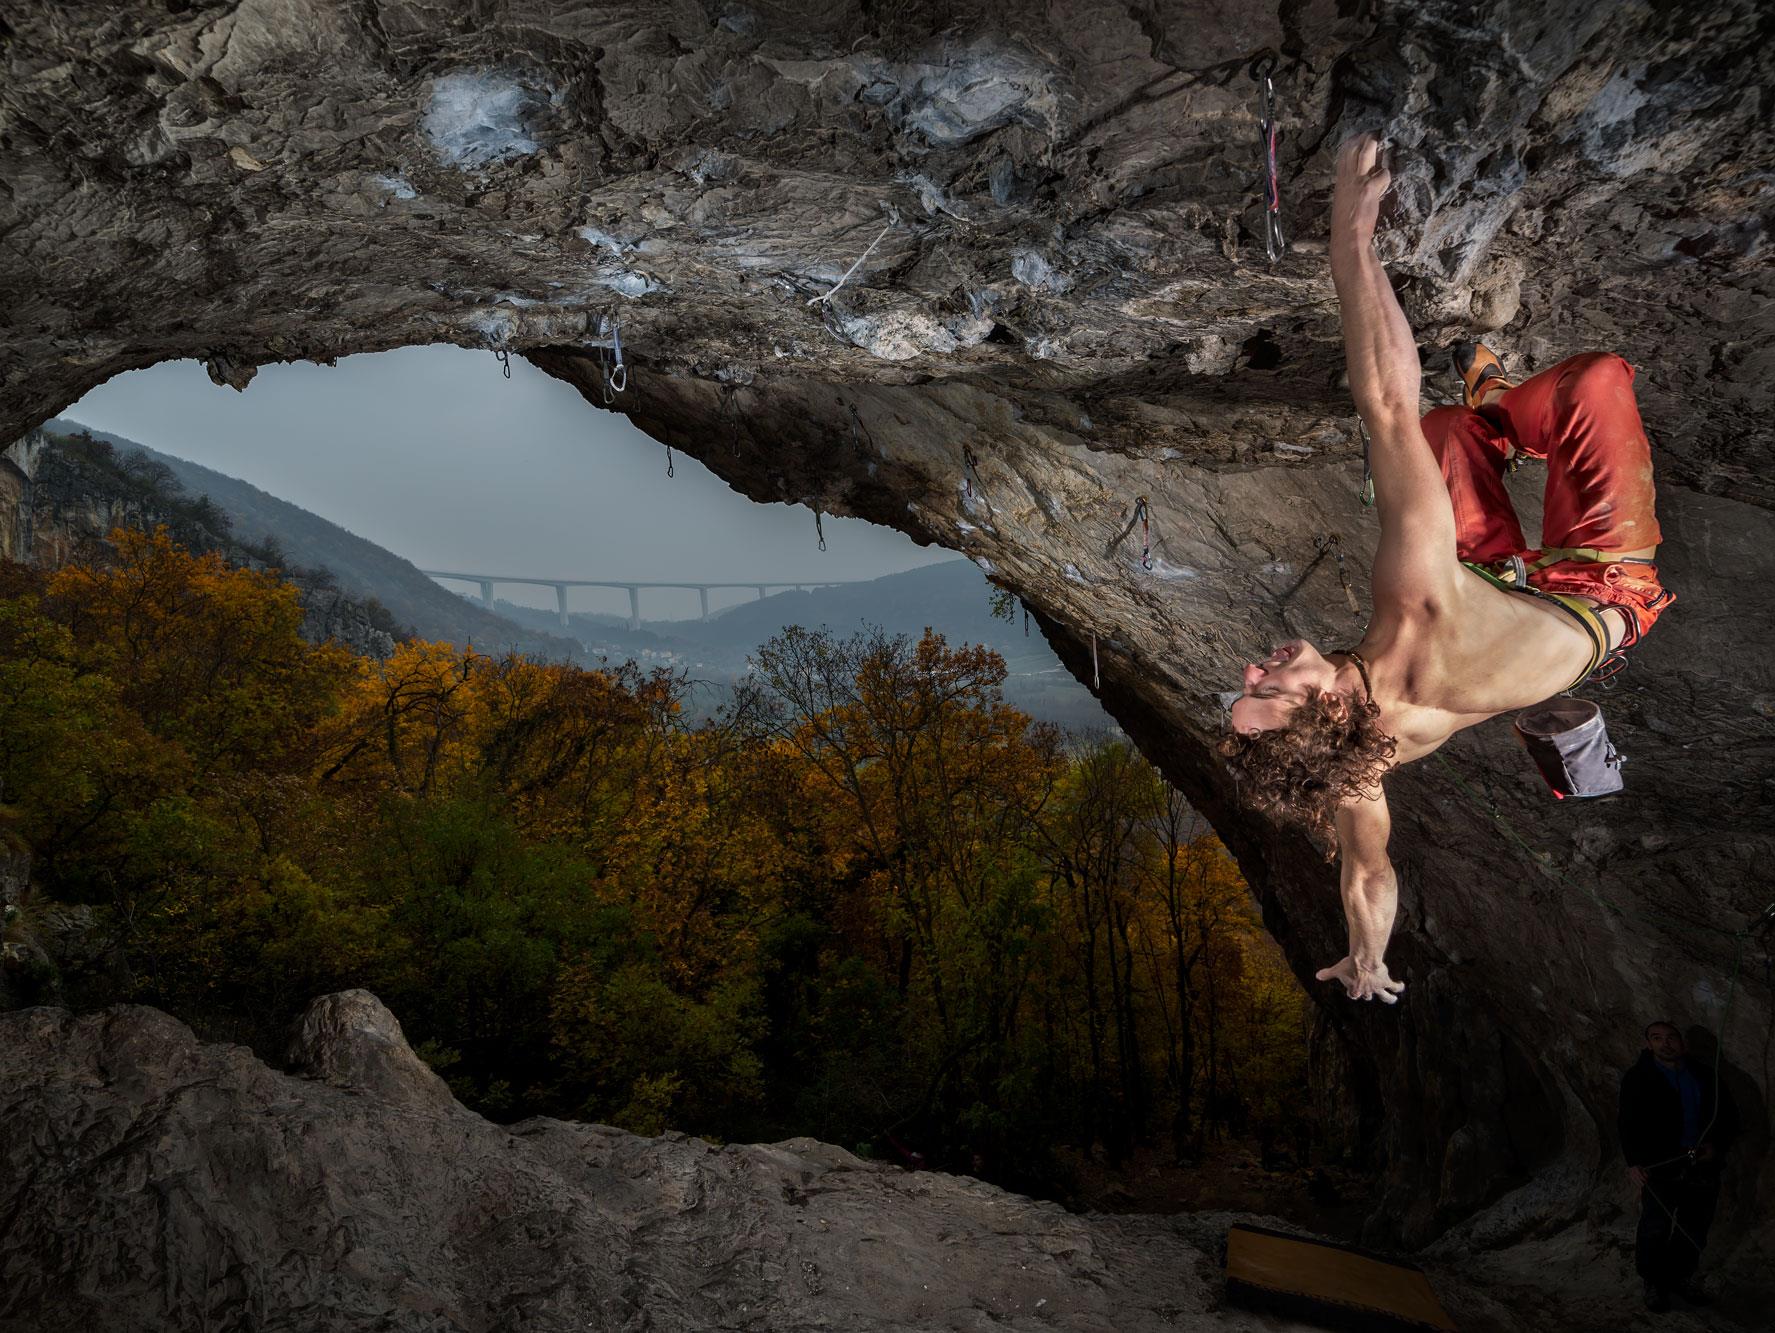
1219, 133, 1674, 1004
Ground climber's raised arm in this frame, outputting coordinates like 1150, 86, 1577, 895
1315, 786, 1405, 1004
1329, 134, 1461, 609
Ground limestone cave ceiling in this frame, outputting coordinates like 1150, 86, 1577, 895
3, 0, 1773, 1254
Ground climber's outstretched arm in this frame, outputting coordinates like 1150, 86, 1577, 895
1329, 134, 1460, 609
1315, 787, 1405, 1004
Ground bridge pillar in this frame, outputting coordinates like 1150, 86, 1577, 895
699, 587, 709, 621
628, 585, 640, 631
556, 584, 570, 629
479, 579, 494, 609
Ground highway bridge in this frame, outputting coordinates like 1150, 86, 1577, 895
420, 571, 866, 630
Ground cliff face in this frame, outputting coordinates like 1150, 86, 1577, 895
1, 0, 1771, 1278
0, 426, 401, 658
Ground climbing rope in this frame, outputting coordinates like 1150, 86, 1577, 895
1250, 53, 1286, 264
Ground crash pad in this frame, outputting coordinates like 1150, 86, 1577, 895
1224, 1224, 1457, 1332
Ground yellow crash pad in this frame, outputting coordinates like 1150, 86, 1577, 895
1224, 1224, 1457, 1332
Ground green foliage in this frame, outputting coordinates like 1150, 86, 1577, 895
0, 534, 1313, 1198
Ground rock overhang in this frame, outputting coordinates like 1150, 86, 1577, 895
2, 0, 1772, 1270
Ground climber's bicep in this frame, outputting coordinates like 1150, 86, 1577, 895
1364, 411, 1462, 608
1335, 784, 1392, 881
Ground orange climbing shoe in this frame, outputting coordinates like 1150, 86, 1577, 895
1451, 341, 1516, 409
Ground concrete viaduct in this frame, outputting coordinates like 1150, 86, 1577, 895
419, 571, 865, 630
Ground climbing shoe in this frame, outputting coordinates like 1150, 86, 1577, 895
1451, 341, 1516, 409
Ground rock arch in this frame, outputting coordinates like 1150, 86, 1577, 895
3, 0, 1771, 1266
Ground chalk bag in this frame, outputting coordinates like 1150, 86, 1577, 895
1512, 698, 1624, 799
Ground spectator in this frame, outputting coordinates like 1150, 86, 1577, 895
1617, 1021, 1738, 1311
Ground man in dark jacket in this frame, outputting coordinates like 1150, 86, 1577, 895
1618, 1021, 1739, 1311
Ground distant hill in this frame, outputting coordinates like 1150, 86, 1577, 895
492, 560, 1115, 732
49, 418, 580, 662
44, 418, 1111, 731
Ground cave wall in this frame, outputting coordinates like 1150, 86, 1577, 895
3, 0, 1772, 1263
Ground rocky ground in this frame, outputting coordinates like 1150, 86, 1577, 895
0, 989, 1758, 1333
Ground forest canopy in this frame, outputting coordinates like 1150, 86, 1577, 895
0, 529, 1313, 1200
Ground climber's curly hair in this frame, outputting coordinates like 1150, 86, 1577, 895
1218, 686, 1397, 859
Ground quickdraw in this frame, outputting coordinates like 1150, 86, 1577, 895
815, 509, 826, 552
596, 316, 627, 404
1106, 495, 1155, 570
664, 444, 674, 478
1316, 533, 1361, 614
1357, 417, 1375, 507
491, 344, 512, 379
1250, 53, 1286, 265
963, 443, 981, 499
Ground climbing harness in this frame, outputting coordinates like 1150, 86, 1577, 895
815, 509, 826, 552
1250, 53, 1286, 265
1461, 557, 1628, 690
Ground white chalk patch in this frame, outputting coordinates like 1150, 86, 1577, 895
1011, 249, 1071, 293
833, 309, 964, 361
1144, 557, 1199, 580
973, 555, 994, 573
1692, 977, 1720, 1011
1064, 563, 1086, 584
576, 226, 633, 254
424, 71, 542, 168
598, 271, 662, 298
371, 173, 417, 199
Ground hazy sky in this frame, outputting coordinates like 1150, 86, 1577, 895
63, 347, 955, 616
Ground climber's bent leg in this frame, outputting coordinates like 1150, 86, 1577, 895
1421, 404, 1526, 565
1485, 353, 1675, 643
1482, 352, 1663, 553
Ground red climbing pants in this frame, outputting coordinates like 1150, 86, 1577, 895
1420, 351, 1673, 643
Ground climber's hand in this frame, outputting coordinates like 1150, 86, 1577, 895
1315, 954, 1404, 1004
1332, 132, 1392, 248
